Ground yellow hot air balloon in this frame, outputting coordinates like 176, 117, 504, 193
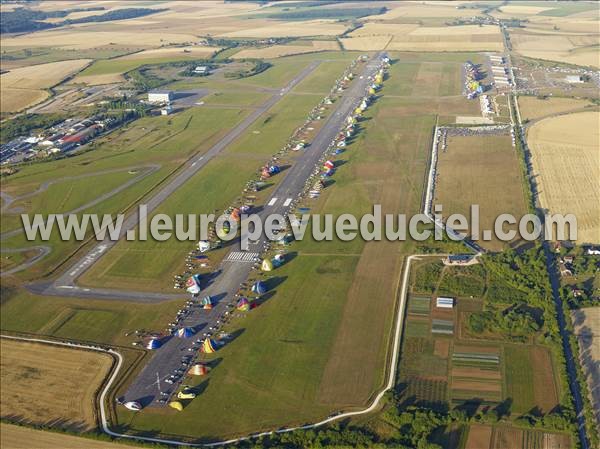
261, 258, 273, 272
169, 401, 183, 411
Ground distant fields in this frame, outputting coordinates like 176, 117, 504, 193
435, 134, 529, 251
0, 339, 112, 430
464, 424, 572, 449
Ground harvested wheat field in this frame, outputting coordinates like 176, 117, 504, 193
527, 111, 600, 243
118, 46, 221, 60
348, 23, 419, 38
233, 41, 339, 59
0, 423, 139, 449
571, 306, 600, 427
0, 339, 113, 431
340, 36, 392, 51
0, 59, 90, 112
512, 32, 600, 68
518, 96, 594, 122
219, 19, 347, 38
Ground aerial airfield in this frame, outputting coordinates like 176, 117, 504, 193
1, 1, 599, 449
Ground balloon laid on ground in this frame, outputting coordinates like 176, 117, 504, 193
273, 254, 285, 266
124, 401, 142, 411
176, 327, 194, 338
252, 280, 267, 295
189, 363, 211, 376
169, 401, 183, 411
201, 338, 218, 354
261, 258, 273, 272
236, 297, 251, 311
146, 338, 161, 350
186, 274, 201, 294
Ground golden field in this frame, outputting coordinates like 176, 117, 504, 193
218, 19, 348, 38
0, 339, 113, 431
0, 59, 90, 112
233, 41, 340, 59
512, 31, 600, 68
518, 96, 594, 122
0, 424, 140, 449
342, 24, 503, 52
340, 35, 392, 51
118, 46, 222, 60
527, 111, 600, 243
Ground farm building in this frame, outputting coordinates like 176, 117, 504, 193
445, 254, 475, 265
436, 297, 455, 309
148, 90, 172, 103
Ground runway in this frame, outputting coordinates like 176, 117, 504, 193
122, 54, 385, 407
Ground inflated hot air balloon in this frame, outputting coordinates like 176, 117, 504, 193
230, 207, 241, 222
198, 240, 210, 252
240, 205, 251, 214
261, 167, 271, 179
324, 160, 334, 170
189, 363, 211, 376
268, 165, 280, 175
169, 401, 183, 411
261, 258, 273, 272
201, 338, 218, 354
201, 296, 212, 307
236, 297, 251, 312
252, 280, 267, 295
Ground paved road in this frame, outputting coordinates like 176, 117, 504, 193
25, 61, 321, 300
122, 54, 385, 407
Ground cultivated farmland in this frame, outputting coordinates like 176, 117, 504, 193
527, 111, 600, 243
518, 96, 594, 122
0, 339, 112, 431
0, 423, 140, 449
0, 59, 91, 112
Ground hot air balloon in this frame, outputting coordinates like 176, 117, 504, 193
261, 258, 273, 272
146, 338, 161, 350
189, 363, 211, 376
124, 401, 142, 411
201, 338, 218, 354
176, 327, 194, 338
169, 401, 183, 411
198, 240, 210, 252
236, 297, 251, 312
252, 280, 268, 295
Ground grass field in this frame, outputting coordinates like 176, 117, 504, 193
518, 96, 594, 122
435, 134, 529, 251
1, 106, 248, 279
1, 59, 90, 112
0, 424, 140, 449
0, 339, 112, 430
527, 111, 600, 243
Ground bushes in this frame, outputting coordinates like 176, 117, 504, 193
412, 261, 444, 294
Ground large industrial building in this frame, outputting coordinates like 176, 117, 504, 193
148, 90, 172, 104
